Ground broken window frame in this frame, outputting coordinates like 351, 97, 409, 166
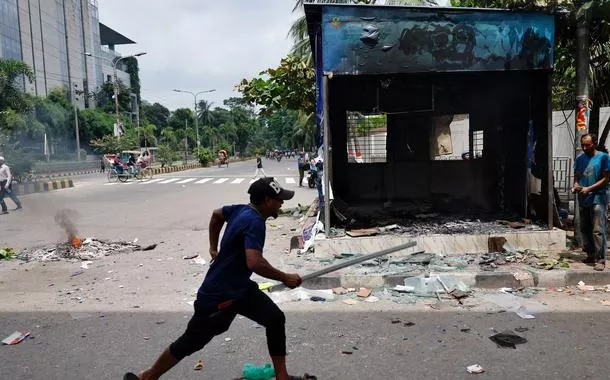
346, 111, 388, 164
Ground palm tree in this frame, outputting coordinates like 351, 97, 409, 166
292, 111, 316, 151
139, 123, 157, 147
289, 0, 433, 63
160, 127, 177, 148
197, 100, 215, 127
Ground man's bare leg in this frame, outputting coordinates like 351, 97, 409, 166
137, 348, 179, 380
271, 355, 289, 380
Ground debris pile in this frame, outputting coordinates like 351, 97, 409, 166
17, 238, 143, 262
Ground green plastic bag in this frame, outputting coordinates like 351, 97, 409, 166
242, 362, 275, 380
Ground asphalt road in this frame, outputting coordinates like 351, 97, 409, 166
0, 157, 315, 249
1, 307, 608, 380
2, 156, 610, 380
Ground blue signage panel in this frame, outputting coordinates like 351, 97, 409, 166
322, 6, 554, 75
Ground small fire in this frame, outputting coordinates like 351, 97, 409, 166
71, 236, 82, 249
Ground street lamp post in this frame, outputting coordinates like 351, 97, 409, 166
84, 51, 146, 131
173, 89, 216, 148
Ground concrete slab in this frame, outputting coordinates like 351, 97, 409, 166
314, 228, 566, 258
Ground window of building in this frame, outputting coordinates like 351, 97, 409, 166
430, 114, 482, 160
346, 111, 387, 163
106, 74, 112, 82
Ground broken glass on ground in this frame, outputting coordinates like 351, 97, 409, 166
403, 275, 470, 297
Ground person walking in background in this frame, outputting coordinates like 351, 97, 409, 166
572, 133, 610, 271
297, 153, 305, 187
100, 156, 106, 173
0, 156, 23, 214
253, 154, 267, 179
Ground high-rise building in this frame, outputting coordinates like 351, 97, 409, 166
0, 0, 136, 108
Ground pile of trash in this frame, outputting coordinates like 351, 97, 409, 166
17, 238, 153, 262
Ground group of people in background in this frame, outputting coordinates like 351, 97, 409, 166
100, 151, 152, 174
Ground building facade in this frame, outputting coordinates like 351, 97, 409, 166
0, 0, 134, 108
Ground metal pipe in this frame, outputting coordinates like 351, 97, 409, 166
269, 241, 419, 292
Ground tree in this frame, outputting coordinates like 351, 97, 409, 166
291, 111, 316, 151
0, 59, 34, 115
141, 101, 170, 129
237, 55, 316, 115
139, 123, 157, 147
79, 108, 116, 143
89, 134, 138, 154
197, 99, 215, 127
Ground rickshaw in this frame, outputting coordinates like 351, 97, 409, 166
106, 150, 153, 182
217, 149, 229, 168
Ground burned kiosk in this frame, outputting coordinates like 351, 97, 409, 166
305, 4, 557, 240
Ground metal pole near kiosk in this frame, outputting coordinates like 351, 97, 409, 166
323, 75, 331, 237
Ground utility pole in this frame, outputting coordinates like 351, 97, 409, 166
73, 84, 81, 162
184, 119, 189, 164
574, 5, 591, 244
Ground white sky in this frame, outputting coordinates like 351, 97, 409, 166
98, 0, 300, 111
98, 0, 451, 111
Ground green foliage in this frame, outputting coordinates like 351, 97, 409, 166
156, 143, 180, 167
0, 248, 15, 260
89, 134, 138, 154
141, 101, 170, 129
79, 108, 115, 142
125, 57, 141, 102
0, 59, 34, 115
0, 133, 34, 180
194, 147, 214, 166
237, 55, 316, 115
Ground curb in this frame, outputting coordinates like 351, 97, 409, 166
35, 169, 99, 180
151, 163, 201, 175
13, 179, 74, 196
302, 270, 610, 290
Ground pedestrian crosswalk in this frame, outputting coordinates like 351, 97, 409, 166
104, 176, 304, 187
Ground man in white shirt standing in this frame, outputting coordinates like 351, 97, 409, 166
0, 156, 22, 214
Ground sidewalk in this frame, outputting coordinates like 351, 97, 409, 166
261, 210, 610, 291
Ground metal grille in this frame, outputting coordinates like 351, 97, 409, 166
553, 156, 572, 195
346, 112, 387, 163
473, 130, 484, 158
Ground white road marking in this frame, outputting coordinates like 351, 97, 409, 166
104, 183, 118, 186
195, 178, 213, 184
176, 178, 197, 184
231, 178, 245, 184
141, 178, 164, 184
213, 178, 229, 184
285, 178, 296, 184
159, 178, 180, 184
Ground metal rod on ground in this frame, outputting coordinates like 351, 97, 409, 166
268, 241, 419, 292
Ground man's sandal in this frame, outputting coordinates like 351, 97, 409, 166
123, 373, 139, 380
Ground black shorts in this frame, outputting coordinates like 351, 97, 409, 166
169, 288, 286, 360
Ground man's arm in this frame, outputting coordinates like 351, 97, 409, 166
208, 208, 225, 260
5, 165, 11, 185
572, 169, 582, 193
245, 249, 301, 288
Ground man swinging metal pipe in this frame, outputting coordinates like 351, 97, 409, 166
124, 177, 417, 380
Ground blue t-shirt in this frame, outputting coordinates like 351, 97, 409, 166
575, 151, 610, 206
197, 204, 266, 305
